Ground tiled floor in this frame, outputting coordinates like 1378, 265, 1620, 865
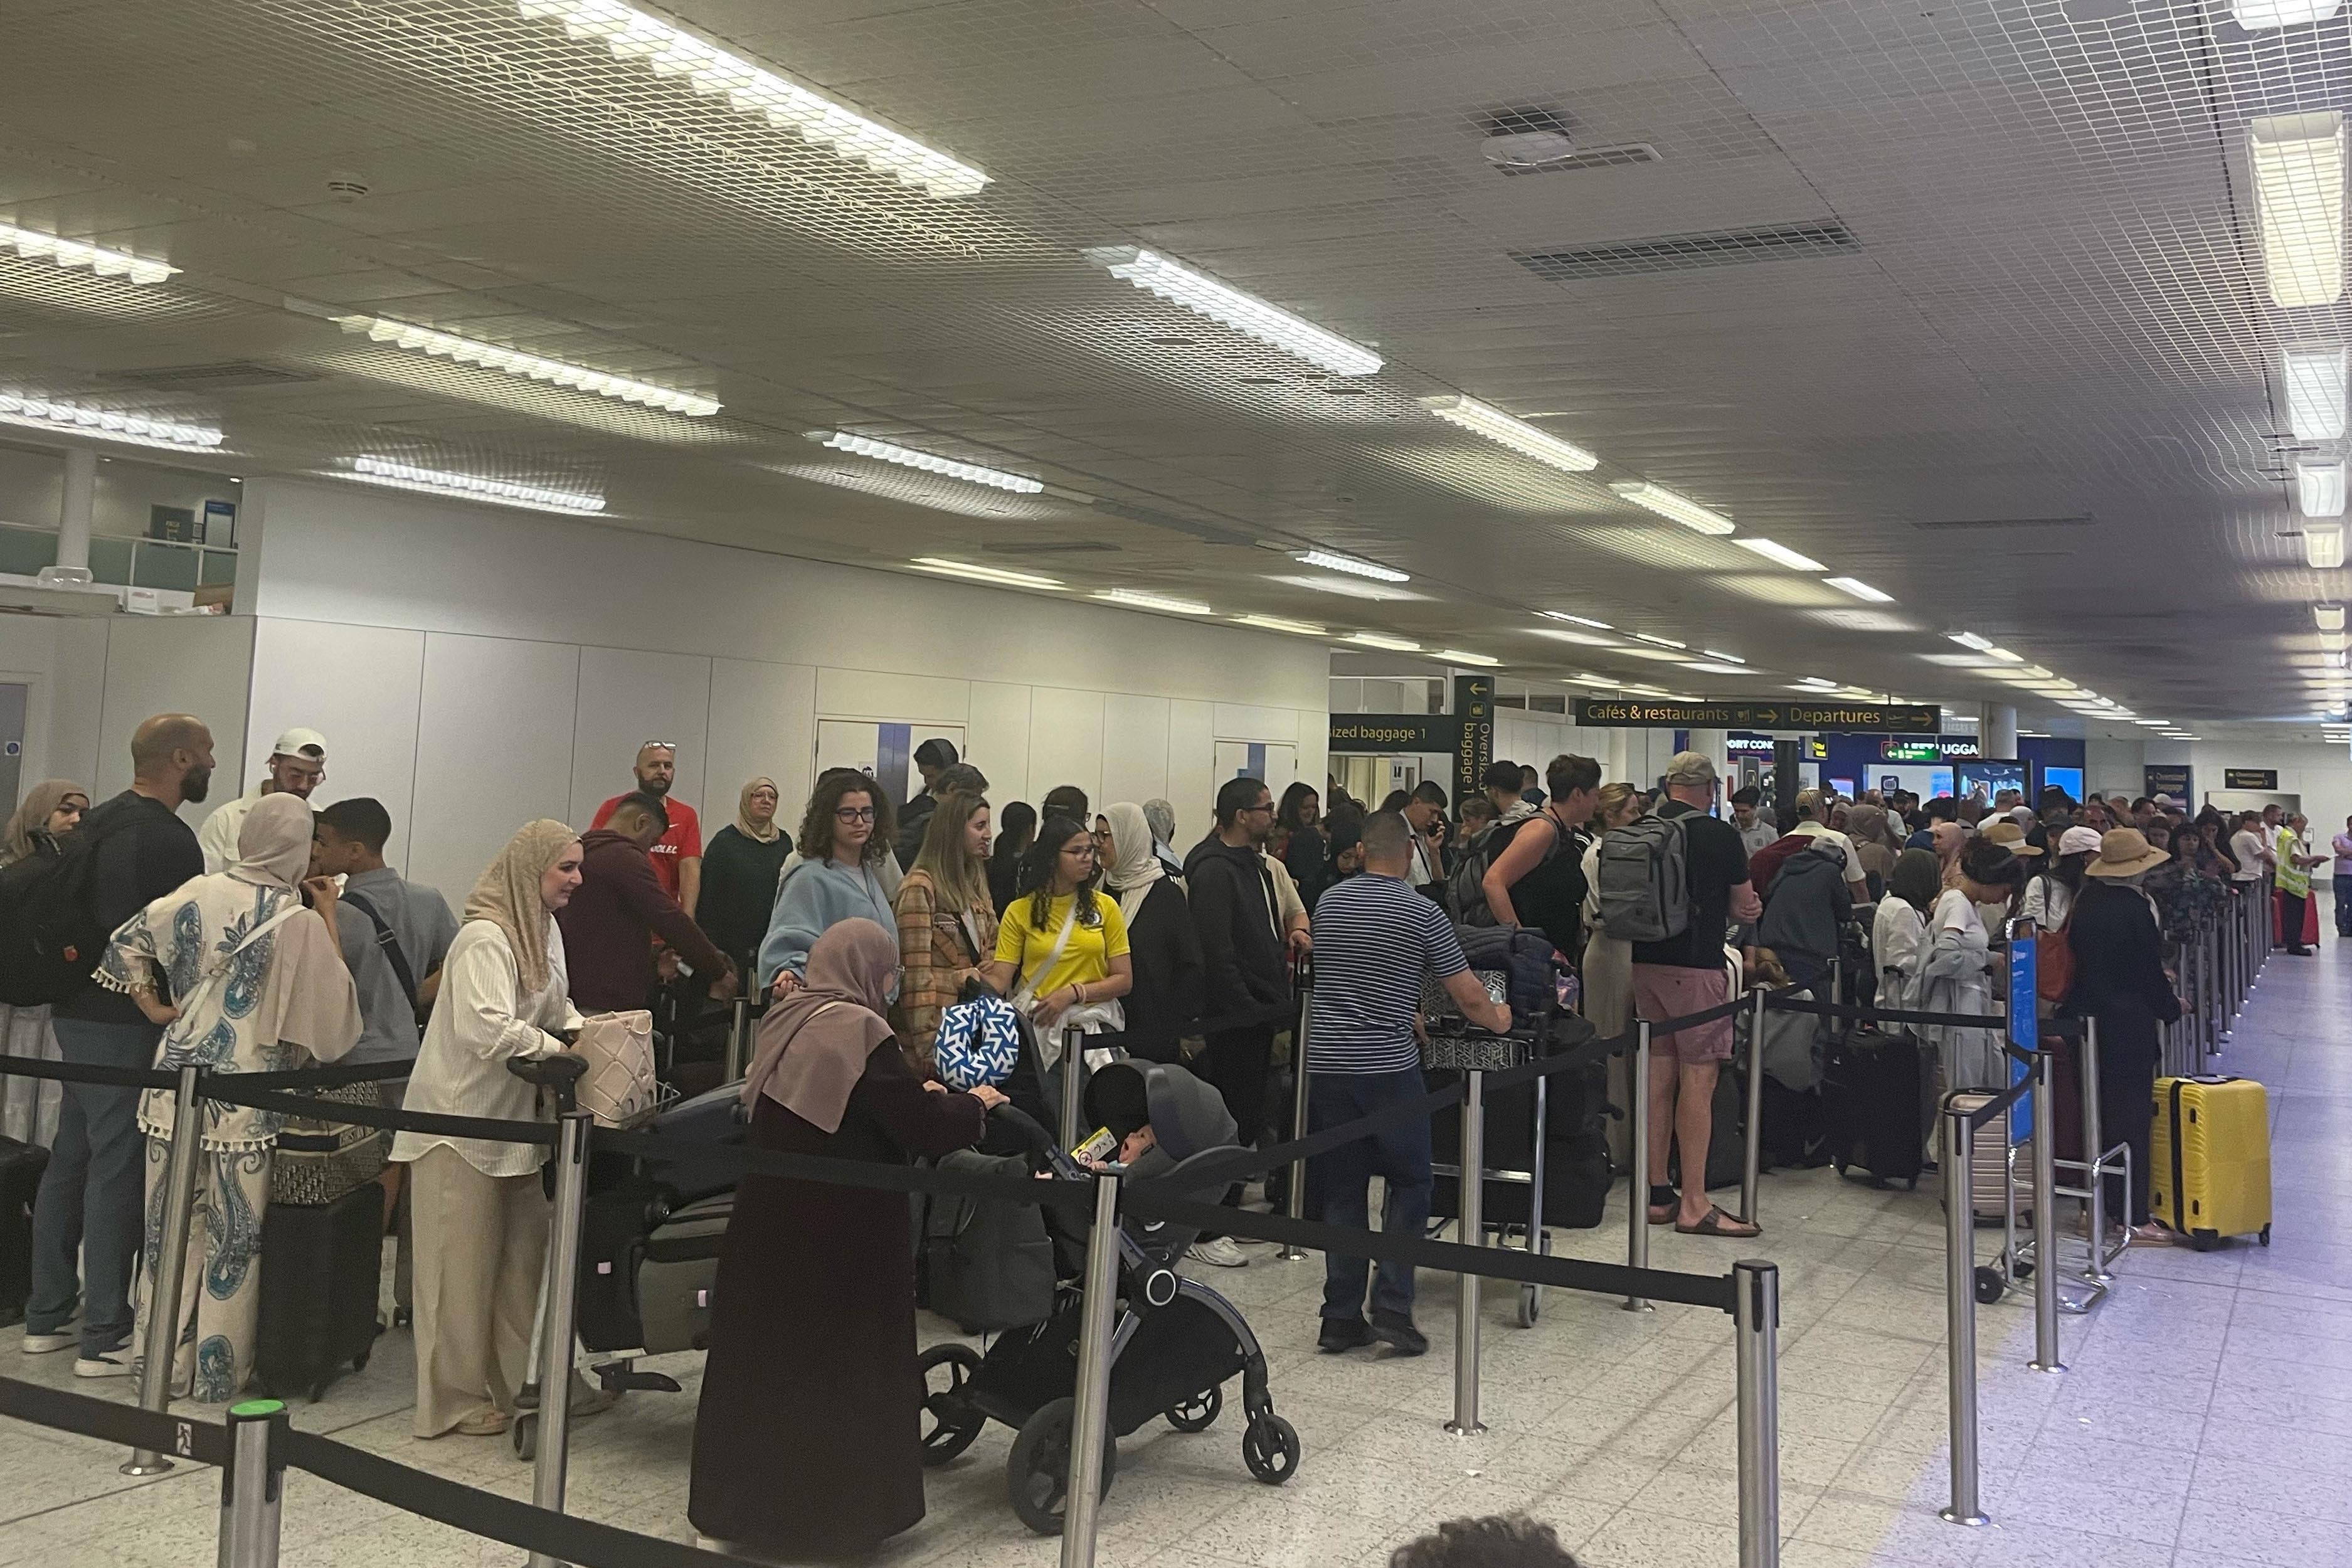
4, 950, 2341, 1567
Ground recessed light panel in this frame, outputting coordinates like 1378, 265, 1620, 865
1293, 549, 1407, 582
817, 432, 1041, 493
337, 315, 719, 415
342, 455, 603, 514
0, 391, 221, 452
1417, 394, 1598, 472
1728, 536, 1826, 572
2286, 345, 2349, 440
0, 221, 174, 285
2251, 111, 2346, 309
908, 556, 1062, 590
1608, 480, 1735, 536
1084, 247, 1381, 376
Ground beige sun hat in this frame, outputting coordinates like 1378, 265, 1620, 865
2083, 827, 2168, 878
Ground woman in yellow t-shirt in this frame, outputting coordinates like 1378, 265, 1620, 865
980, 813, 1133, 1029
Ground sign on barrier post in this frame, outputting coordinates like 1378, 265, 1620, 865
1624, 1021, 1653, 1313
124, 1063, 203, 1478
1061, 1173, 1121, 1568
1734, 1259, 1781, 1568
526, 1110, 593, 1568
218, 1399, 286, 1568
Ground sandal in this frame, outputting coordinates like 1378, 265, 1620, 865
453, 1406, 510, 1437
2126, 1223, 2176, 1248
1647, 1185, 1679, 1226
1676, 1205, 1762, 1239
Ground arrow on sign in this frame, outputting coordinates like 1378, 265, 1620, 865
1751, 707, 1782, 725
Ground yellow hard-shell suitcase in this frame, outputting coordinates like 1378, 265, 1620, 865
2150, 1076, 2272, 1251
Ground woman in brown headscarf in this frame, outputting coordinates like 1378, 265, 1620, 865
689, 918, 1000, 1557
0, 778, 88, 867
0, 779, 88, 1147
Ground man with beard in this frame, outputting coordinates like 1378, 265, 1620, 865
23, 714, 213, 1377
591, 741, 702, 914
196, 726, 326, 874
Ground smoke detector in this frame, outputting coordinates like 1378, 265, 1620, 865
1483, 127, 1582, 172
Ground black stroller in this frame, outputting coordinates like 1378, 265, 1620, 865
915, 1060, 1301, 1535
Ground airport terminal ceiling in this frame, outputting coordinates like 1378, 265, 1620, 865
0, 0, 2346, 738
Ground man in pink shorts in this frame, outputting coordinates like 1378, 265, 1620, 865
1629, 752, 1763, 1237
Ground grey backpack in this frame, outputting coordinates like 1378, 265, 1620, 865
1596, 806, 1691, 943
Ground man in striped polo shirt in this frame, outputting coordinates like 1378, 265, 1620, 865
1306, 810, 1512, 1356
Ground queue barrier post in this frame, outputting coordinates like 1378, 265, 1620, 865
124, 1062, 204, 1477
1448, 1067, 1486, 1438
1060, 1172, 1121, 1568
1938, 1096, 1989, 1527
526, 1109, 593, 1568
1280, 955, 1313, 1263
216, 1399, 286, 1568
2082, 1017, 2112, 1285
1734, 1259, 1782, 1568
1624, 1020, 1654, 1313
2028, 1050, 2065, 1375
724, 995, 752, 1083
1057, 1027, 1086, 1153
1740, 988, 1767, 1227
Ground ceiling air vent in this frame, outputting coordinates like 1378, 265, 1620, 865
1478, 106, 1659, 176
1515, 221, 1858, 280
1907, 514, 2095, 531
110, 361, 322, 391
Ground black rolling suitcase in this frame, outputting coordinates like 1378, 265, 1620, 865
255, 1182, 383, 1401
1, 1136, 48, 1327
1823, 1027, 1923, 1189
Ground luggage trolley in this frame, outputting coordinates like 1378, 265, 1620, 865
1423, 972, 1554, 1329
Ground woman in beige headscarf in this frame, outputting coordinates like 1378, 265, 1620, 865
695, 777, 793, 983
0, 779, 88, 1147
98, 792, 363, 1400
394, 820, 593, 1439
692, 919, 998, 1556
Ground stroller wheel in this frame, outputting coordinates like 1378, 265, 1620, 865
1007, 1397, 1116, 1535
512, 1412, 538, 1462
1242, 1413, 1301, 1485
917, 1345, 987, 1467
1974, 1266, 2006, 1305
1165, 1385, 1222, 1433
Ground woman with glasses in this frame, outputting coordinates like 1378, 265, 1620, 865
759, 770, 900, 998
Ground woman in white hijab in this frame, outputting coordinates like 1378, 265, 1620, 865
98, 792, 362, 1401
1099, 802, 1201, 1063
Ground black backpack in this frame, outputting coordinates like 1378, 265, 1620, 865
0, 799, 137, 1007
1447, 812, 1564, 927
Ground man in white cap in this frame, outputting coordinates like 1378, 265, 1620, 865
197, 726, 327, 872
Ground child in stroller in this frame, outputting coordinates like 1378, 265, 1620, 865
915, 1058, 1301, 1535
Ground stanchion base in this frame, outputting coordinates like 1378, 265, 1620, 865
1275, 1247, 1309, 1263
1939, 1508, 1991, 1527
1621, 1299, 1653, 1313
2028, 1360, 2068, 1374
1444, 1419, 1486, 1438
119, 1454, 174, 1476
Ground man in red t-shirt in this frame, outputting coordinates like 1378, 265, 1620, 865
591, 741, 702, 912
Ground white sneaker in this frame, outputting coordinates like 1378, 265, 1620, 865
20, 1330, 75, 1355
1189, 1237, 1248, 1269
73, 1348, 134, 1379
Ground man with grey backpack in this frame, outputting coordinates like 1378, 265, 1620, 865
1595, 752, 1762, 1239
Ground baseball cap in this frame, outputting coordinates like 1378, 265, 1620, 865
272, 726, 327, 759
1663, 751, 1718, 787
2057, 825, 2102, 857
2153, 793, 2176, 807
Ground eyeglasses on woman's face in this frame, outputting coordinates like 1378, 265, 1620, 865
835, 805, 877, 822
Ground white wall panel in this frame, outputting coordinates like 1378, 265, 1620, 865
1295, 707, 1328, 802
707, 659, 817, 833
46, 620, 109, 795
569, 646, 712, 829
966, 682, 1032, 808
96, 616, 254, 823
1100, 694, 1171, 812
410, 634, 580, 903
1211, 702, 1298, 743
813, 668, 969, 724
1166, 699, 1216, 845
1027, 689, 1106, 811
247, 619, 427, 868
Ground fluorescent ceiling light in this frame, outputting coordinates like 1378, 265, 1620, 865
2132, 719, 2170, 726
1268, 573, 1421, 603
2298, 458, 2347, 517
1094, 588, 1210, 615
1530, 628, 1616, 647
1979, 646, 2025, 663
1824, 576, 1894, 603
337, 315, 719, 415
1619, 645, 1698, 662
1293, 549, 1407, 582
0, 391, 221, 453
342, 456, 603, 514
818, 432, 1040, 493
1083, 247, 1380, 376
2286, 346, 2349, 440
1434, 649, 1500, 667
1794, 677, 1840, 691
2232, 0, 2343, 30
1609, 481, 1735, 536
0, 221, 174, 285
2318, 603, 2346, 630
1345, 632, 1421, 652
1540, 611, 1611, 628
2250, 111, 2346, 309
1232, 613, 1325, 637
908, 556, 1062, 590
2307, 522, 2348, 569
1949, 632, 1995, 651
1701, 649, 1747, 664
1632, 632, 1688, 649
1680, 662, 1749, 675
1417, 394, 1598, 472
1729, 536, 1826, 572
514, 0, 987, 196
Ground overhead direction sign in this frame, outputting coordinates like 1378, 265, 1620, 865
1574, 698, 1941, 734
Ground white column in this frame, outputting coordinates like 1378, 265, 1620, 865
1981, 703, 2018, 759
40, 447, 97, 584
1689, 729, 1729, 793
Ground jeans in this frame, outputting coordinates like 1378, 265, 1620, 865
2335, 874, 2352, 937
1308, 1069, 1433, 1323
27, 1017, 162, 1353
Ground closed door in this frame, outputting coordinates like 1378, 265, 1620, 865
0, 682, 24, 811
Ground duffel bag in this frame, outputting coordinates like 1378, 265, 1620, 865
1454, 925, 1564, 1018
